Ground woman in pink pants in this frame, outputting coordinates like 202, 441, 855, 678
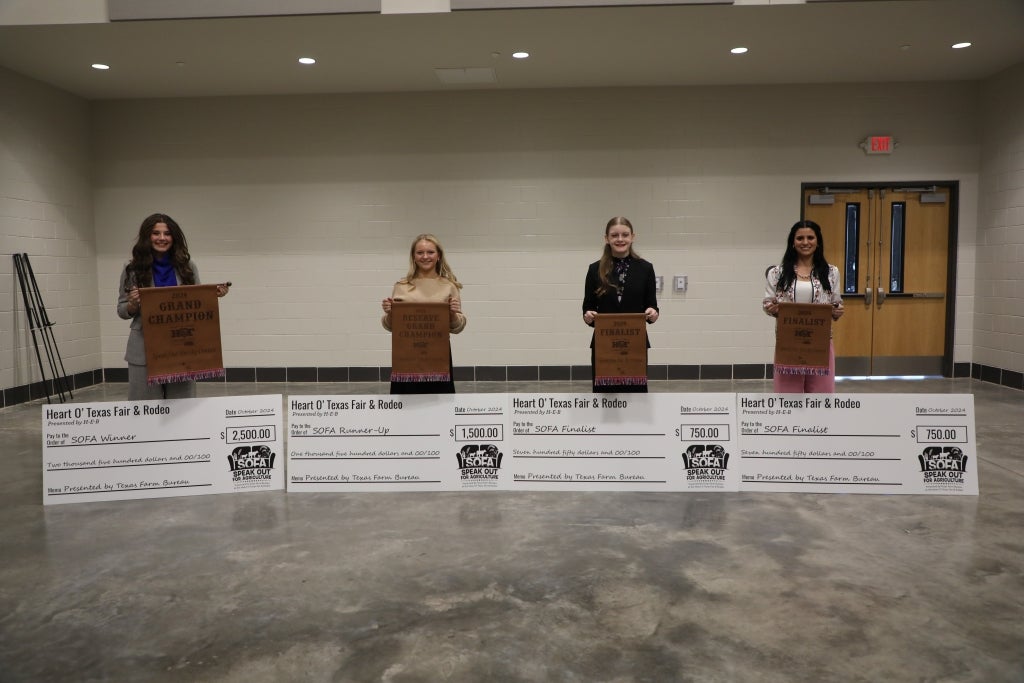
763, 220, 844, 393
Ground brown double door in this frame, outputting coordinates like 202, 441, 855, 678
802, 185, 955, 376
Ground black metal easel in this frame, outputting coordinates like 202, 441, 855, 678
13, 253, 73, 403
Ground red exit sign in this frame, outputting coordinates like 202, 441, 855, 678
863, 135, 895, 155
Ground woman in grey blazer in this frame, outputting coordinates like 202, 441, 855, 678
117, 213, 229, 401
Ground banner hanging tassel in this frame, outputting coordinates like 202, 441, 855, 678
148, 368, 225, 385
594, 375, 648, 386
774, 364, 829, 376
390, 372, 451, 383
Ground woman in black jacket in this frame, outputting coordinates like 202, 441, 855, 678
582, 216, 659, 393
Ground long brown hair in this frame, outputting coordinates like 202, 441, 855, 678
124, 213, 195, 288
595, 216, 640, 296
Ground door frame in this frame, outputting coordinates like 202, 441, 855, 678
799, 180, 960, 378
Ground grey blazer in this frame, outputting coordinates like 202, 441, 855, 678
117, 261, 200, 365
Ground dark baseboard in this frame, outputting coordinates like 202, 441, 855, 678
2, 369, 103, 409
973, 363, 1023, 391
111, 364, 771, 384
4, 363, 1019, 409
91, 364, 775, 385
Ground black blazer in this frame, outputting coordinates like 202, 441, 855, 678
582, 257, 659, 347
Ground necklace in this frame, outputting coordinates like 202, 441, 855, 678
613, 257, 630, 300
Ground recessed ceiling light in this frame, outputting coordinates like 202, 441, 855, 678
951, 42, 972, 49
298, 57, 316, 65
512, 51, 529, 59
730, 47, 748, 55
91, 63, 110, 70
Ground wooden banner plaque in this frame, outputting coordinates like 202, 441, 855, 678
774, 302, 832, 375
391, 301, 451, 382
594, 313, 648, 387
140, 284, 225, 385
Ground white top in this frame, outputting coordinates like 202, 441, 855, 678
795, 279, 814, 303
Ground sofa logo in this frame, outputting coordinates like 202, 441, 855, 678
682, 444, 729, 487
227, 445, 276, 489
918, 446, 968, 489
456, 444, 502, 488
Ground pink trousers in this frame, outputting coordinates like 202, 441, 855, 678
773, 341, 836, 393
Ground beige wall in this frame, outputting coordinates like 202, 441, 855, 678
93, 83, 981, 371
7, 67, 1018, 393
977, 63, 1024, 374
0, 66, 98, 391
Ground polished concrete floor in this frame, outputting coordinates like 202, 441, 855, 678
1, 377, 1022, 682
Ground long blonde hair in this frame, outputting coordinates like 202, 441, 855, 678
595, 216, 640, 296
401, 233, 462, 289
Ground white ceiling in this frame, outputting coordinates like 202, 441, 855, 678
0, 0, 1022, 100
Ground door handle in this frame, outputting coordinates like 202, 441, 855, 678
881, 292, 946, 299
865, 287, 873, 305
877, 288, 886, 305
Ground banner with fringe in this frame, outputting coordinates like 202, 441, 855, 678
774, 302, 832, 374
140, 284, 224, 386
594, 375, 648, 387
389, 372, 451, 383
594, 313, 648, 387
148, 368, 227, 384
391, 301, 451, 383
773, 364, 830, 376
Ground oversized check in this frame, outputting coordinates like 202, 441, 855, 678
737, 393, 978, 495
287, 394, 511, 491
42, 395, 284, 505
507, 393, 740, 491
